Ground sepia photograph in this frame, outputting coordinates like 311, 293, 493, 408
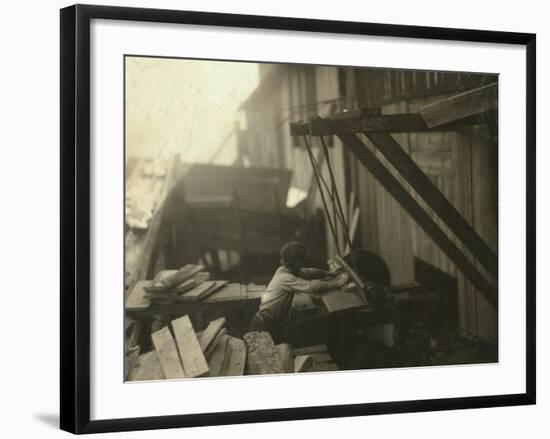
124, 56, 499, 381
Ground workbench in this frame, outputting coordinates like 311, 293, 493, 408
126, 283, 263, 319
126, 280, 376, 319
125, 278, 424, 351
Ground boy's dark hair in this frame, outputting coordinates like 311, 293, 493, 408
280, 241, 306, 269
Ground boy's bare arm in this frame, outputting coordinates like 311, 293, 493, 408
308, 273, 349, 293
299, 267, 342, 280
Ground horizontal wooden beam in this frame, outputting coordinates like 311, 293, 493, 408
366, 131, 498, 278
337, 132, 497, 308
290, 113, 429, 136
289, 112, 480, 137
419, 82, 498, 128
332, 108, 382, 119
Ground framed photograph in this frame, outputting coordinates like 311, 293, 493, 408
60, 4, 536, 434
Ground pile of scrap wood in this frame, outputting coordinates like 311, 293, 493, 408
127, 322, 342, 381
140, 264, 228, 305
128, 316, 247, 381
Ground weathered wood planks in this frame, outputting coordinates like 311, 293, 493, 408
220, 336, 247, 377
128, 350, 165, 381
310, 352, 333, 364
172, 315, 209, 378
126, 280, 152, 311
321, 289, 367, 313
207, 334, 229, 376
293, 344, 338, 373
198, 317, 226, 352
204, 328, 227, 359
294, 355, 314, 373
151, 326, 186, 379
178, 280, 228, 303
419, 82, 498, 128
124, 346, 140, 380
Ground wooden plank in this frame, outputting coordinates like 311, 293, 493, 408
321, 289, 367, 313
161, 264, 205, 289
125, 280, 152, 311
153, 269, 177, 282
124, 346, 140, 380
193, 271, 211, 283
171, 279, 197, 295
419, 82, 498, 128
289, 112, 478, 137
220, 336, 247, 377
470, 125, 498, 341
207, 334, 229, 377
365, 131, 498, 278
176, 281, 216, 302
294, 355, 314, 373
144, 270, 178, 293
172, 315, 209, 378
294, 345, 329, 356
337, 132, 497, 307
291, 113, 429, 136
127, 319, 144, 349
125, 317, 135, 333
128, 350, 165, 381
178, 281, 229, 303
151, 326, 186, 379
204, 328, 227, 359
311, 352, 333, 363
198, 317, 226, 352
243, 331, 283, 375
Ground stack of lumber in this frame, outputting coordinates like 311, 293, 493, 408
142, 264, 228, 304
128, 316, 247, 381
294, 344, 340, 372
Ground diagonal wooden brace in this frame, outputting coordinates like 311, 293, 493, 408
337, 132, 497, 308
365, 131, 498, 278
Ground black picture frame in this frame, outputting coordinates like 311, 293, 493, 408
60, 4, 536, 434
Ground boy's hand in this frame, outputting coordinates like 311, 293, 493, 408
336, 273, 350, 287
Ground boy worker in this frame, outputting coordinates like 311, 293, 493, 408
248, 241, 349, 344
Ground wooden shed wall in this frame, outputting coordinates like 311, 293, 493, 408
343, 69, 498, 342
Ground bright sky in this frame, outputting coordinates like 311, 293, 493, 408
125, 57, 259, 164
